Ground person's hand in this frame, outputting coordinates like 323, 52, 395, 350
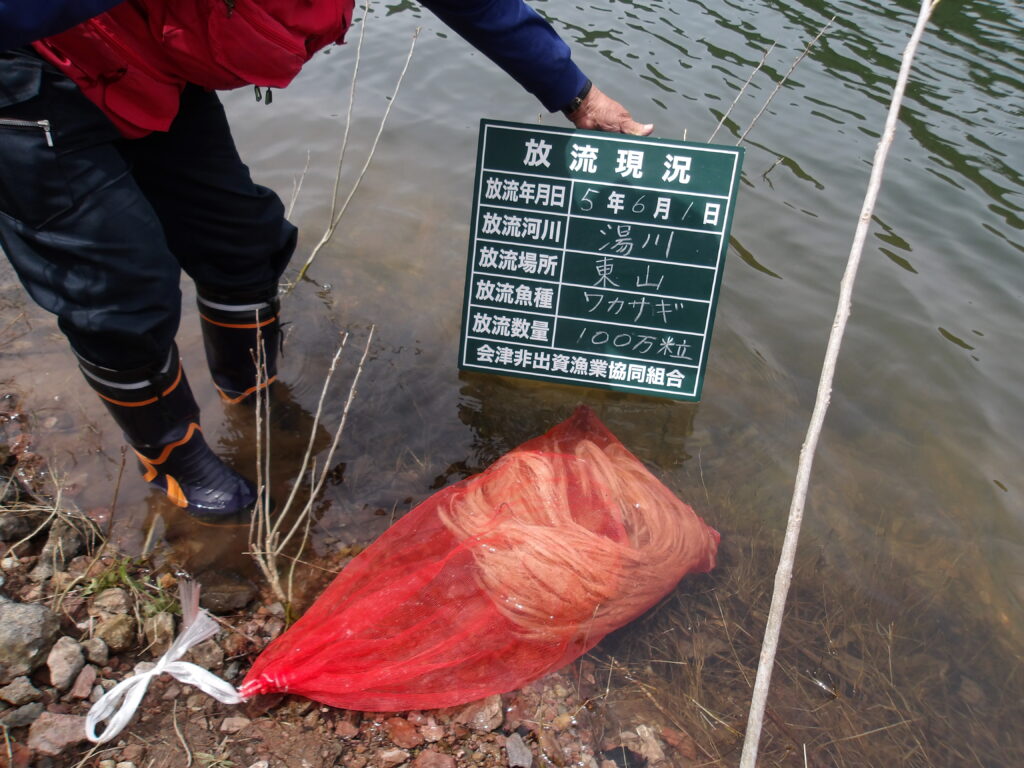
566, 85, 654, 136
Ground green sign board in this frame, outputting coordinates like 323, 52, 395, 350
458, 119, 743, 401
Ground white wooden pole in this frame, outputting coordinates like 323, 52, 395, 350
739, 2, 939, 765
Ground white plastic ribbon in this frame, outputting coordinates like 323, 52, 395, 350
86, 578, 245, 743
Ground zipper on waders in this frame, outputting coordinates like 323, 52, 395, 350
0, 118, 53, 146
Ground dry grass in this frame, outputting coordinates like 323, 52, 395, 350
248, 327, 374, 610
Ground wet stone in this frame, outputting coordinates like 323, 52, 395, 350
198, 571, 257, 614
659, 726, 697, 761
377, 747, 409, 768
0, 508, 48, 541
29, 518, 85, 582
412, 749, 455, 768
385, 716, 425, 748
455, 694, 504, 732
537, 730, 566, 766
336, 719, 360, 738
407, 711, 428, 726
421, 724, 445, 742
505, 732, 533, 768
634, 725, 666, 764
551, 713, 573, 731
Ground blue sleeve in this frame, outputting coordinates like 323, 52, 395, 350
418, 0, 588, 113
0, 0, 125, 51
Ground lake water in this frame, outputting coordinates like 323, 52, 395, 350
1, 0, 1021, 762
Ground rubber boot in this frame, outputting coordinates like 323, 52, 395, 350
78, 346, 258, 524
197, 286, 280, 405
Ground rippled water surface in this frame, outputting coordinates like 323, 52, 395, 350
2, 0, 1021, 761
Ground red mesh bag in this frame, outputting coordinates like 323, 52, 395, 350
239, 406, 719, 710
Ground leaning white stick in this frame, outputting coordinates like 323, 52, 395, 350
738, 2, 939, 766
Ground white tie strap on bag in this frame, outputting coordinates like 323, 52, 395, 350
86, 578, 244, 744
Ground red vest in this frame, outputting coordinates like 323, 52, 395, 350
32, 0, 355, 137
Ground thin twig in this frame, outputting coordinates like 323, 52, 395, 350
69, 743, 109, 768
285, 503, 317, 604
248, 327, 374, 604
819, 718, 916, 747
294, 28, 421, 284
279, 327, 374, 556
274, 551, 343, 574
737, 17, 835, 145
104, 447, 127, 542
738, 3, 940, 766
627, 674, 715, 761
140, 513, 160, 557
5, 494, 59, 558
0, 311, 26, 344
269, 336, 349, 540
708, 42, 776, 143
172, 700, 193, 768
287, 149, 312, 220
328, 0, 371, 219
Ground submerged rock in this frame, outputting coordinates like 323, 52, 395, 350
198, 570, 258, 614
505, 732, 533, 768
30, 517, 87, 581
454, 694, 504, 732
0, 505, 48, 541
384, 716, 424, 748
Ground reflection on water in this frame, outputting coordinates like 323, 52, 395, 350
2, 0, 1022, 761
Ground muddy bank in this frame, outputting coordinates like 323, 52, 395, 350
0, 393, 683, 768
3, 384, 1023, 768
